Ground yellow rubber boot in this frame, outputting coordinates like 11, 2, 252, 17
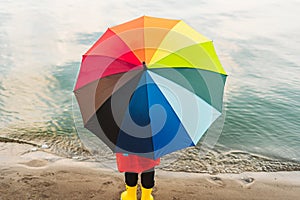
141, 186, 154, 200
120, 185, 137, 200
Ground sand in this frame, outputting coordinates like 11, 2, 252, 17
1, 142, 300, 200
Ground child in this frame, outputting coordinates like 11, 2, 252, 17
116, 153, 160, 200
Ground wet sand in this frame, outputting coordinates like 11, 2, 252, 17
1, 142, 300, 200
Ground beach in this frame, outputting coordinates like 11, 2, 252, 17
1, 142, 300, 200
1, 1, 300, 199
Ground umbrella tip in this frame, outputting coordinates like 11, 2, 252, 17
142, 61, 147, 69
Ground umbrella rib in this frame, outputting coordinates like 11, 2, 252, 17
74, 55, 144, 91
109, 26, 145, 63
148, 20, 211, 64
143, 23, 181, 63
75, 71, 133, 92
84, 27, 143, 65
148, 68, 227, 112
145, 73, 155, 157
77, 70, 144, 125
148, 67, 228, 77
149, 41, 226, 75
148, 70, 222, 145
74, 67, 144, 92
82, 54, 143, 67
146, 72, 195, 155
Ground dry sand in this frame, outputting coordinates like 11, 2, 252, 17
1, 142, 300, 200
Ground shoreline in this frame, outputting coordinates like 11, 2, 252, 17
1, 142, 300, 199
2, 135, 300, 174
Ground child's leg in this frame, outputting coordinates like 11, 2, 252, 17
122, 172, 138, 200
125, 172, 138, 186
141, 169, 155, 189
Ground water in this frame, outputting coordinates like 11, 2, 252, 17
1, 0, 300, 171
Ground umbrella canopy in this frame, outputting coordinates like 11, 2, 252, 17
73, 16, 227, 160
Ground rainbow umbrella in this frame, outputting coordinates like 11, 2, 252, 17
73, 16, 227, 159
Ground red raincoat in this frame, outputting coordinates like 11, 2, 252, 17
116, 153, 160, 173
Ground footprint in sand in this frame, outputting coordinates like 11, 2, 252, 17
0, 182, 10, 189
207, 176, 225, 187
20, 159, 48, 167
240, 177, 255, 188
102, 181, 113, 186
